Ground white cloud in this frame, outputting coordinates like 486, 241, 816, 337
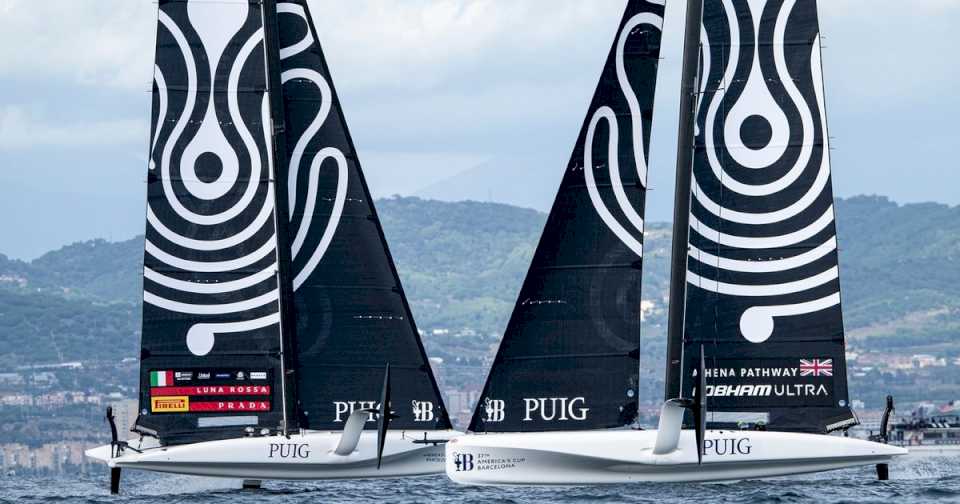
0, 0, 954, 101
0, 106, 146, 150
818, 0, 960, 104
0, 0, 155, 90
0, 0, 621, 93
0, 0, 955, 213
305, 0, 624, 91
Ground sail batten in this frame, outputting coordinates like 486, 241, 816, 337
469, 0, 665, 433
671, 0, 855, 433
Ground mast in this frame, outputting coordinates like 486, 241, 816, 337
261, 0, 299, 435
664, 0, 704, 401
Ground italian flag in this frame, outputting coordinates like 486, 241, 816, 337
150, 370, 173, 387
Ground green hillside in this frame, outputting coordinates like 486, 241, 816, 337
0, 241, 141, 368
837, 196, 960, 352
0, 195, 958, 368
376, 197, 545, 333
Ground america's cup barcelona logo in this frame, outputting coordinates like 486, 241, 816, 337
483, 398, 505, 423
412, 400, 435, 422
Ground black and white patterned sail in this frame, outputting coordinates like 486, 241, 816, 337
275, 0, 450, 431
469, 0, 665, 433
677, 0, 856, 433
138, 0, 290, 444
137, 0, 450, 444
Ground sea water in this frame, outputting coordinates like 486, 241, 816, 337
1, 454, 957, 503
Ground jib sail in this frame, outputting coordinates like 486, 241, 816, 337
275, 0, 450, 431
670, 0, 856, 433
469, 0, 666, 433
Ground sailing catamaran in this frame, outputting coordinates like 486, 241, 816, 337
446, 0, 906, 485
86, 0, 458, 492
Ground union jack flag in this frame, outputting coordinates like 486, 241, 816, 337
800, 359, 833, 377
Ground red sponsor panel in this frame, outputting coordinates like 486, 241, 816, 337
150, 385, 271, 396
190, 401, 271, 412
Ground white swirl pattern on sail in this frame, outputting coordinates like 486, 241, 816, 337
583, 10, 664, 258
145, 2, 281, 357
277, 2, 349, 291
686, 0, 840, 344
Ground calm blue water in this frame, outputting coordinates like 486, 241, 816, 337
1, 455, 958, 503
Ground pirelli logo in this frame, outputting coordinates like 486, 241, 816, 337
151, 396, 189, 413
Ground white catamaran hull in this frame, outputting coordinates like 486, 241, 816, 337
86, 430, 460, 480
445, 430, 907, 485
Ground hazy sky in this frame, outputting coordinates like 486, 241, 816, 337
0, 0, 957, 259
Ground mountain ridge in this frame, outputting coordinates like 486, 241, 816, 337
1, 194, 958, 369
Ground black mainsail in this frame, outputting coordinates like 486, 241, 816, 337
137, 0, 449, 445
139, 0, 289, 444
668, 0, 856, 433
469, 0, 666, 433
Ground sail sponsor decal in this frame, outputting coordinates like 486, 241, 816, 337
150, 396, 271, 413
705, 383, 828, 399
153, 369, 269, 384
331, 400, 437, 423
150, 385, 271, 396
151, 396, 189, 413
702, 359, 835, 380
412, 401, 435, 422
148, 368, 273, 414
698, 358, 836, 407
473, 397, 591, 424
150, 370, 174, 387
799, 359, 833, 377
482, 398, 505, 423
190, 400, 271, 412
523, 397, 589, 422
333, 401, 377, 422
